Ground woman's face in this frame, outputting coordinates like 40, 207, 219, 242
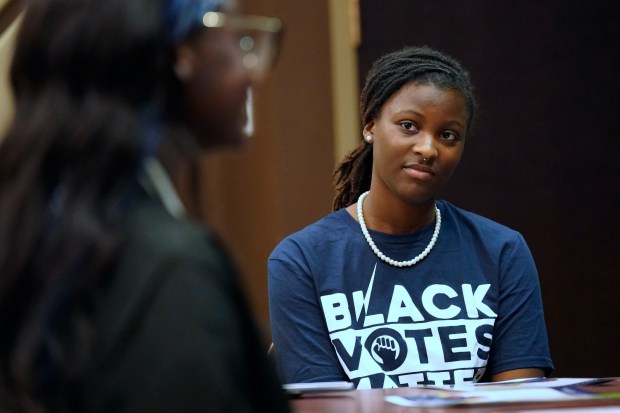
365, 82, 468, 204
176, 1, 253, 149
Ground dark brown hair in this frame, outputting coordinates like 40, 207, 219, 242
0, 0, 181, 409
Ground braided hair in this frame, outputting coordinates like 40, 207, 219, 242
332, 46, 477, 210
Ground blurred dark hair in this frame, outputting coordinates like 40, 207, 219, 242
332, 46, 478, 210
0, 0, 182, 408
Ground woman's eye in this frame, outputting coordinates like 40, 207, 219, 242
441, 131, 459, 141
400, 122, 418, 131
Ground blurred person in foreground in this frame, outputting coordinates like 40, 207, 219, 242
0, 0, 290, 411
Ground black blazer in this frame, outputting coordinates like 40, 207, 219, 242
81, 194, 290, 413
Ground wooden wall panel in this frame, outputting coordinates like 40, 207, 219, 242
0, 6, 21, 140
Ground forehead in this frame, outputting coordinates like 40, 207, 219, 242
380, 82, 468, 119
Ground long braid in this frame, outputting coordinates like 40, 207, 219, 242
332, 144, 372, 210
332, 46, 477, 210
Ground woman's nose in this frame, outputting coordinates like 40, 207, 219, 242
412, 133, 438, 159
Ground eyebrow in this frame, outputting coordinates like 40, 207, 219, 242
393, 110, 466, 129
444, 119, 466, 129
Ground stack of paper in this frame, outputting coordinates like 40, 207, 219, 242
385, 377, 619, 407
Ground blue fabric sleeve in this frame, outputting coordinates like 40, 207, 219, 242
485, 233, 554, 377
268, 247, 348, 384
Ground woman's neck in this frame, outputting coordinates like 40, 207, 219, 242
155, 133, 203, 220
348, 188, 436, 235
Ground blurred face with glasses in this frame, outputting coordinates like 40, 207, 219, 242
174, 0, 282, 148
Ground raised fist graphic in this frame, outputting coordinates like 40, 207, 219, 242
364, 328, 408, 372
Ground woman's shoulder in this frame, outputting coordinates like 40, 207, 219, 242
111, 196, 239, 307
269, 208, 357, 261
89, 198, 286, 413
95, 196, 242, 356
122, 196, 227, 266
438, 199, 523, 240
276, 208, 354, 245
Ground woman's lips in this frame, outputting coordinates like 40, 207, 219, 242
403, 164, 435, 181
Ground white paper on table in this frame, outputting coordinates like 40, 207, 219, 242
516, 408, 620, 413
386, 388, 591, 407
385, 378, 616, 407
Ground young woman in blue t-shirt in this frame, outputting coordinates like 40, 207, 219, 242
269, 46, 553, 389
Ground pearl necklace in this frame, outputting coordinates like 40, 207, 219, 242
356, 191, 441, 267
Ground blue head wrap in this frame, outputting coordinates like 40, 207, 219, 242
136, 0, 226, 176
165, 0, 226, 44
137, 0, 224, 165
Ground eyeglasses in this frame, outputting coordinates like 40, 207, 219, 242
202, 12, 283, 80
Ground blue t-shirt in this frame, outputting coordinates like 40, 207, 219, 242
268, 200, 553, 389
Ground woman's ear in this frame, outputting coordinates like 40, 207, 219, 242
173, 43, 196, 82
363, 121, 375, 137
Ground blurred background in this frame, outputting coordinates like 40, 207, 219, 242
1, 0, 619, 378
